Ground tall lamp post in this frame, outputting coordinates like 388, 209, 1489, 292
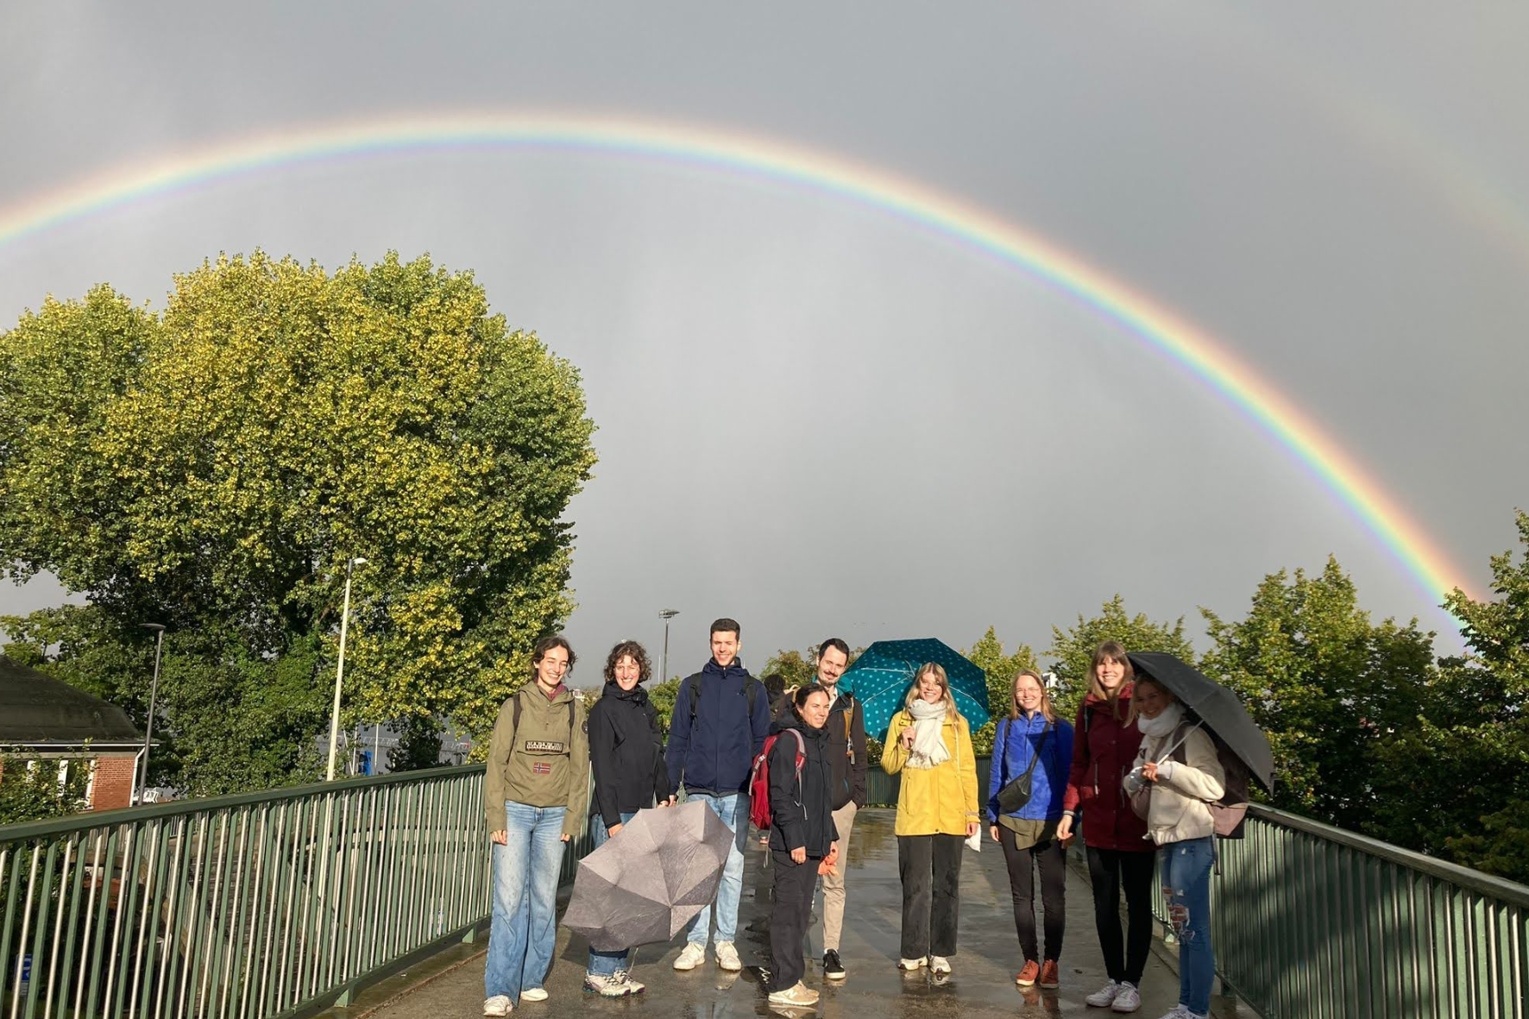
326, 556, 367, 781
659, 609, 679, 684
138, 623, 166, 800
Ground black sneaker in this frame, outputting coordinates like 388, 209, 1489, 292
823, 950, 846, 980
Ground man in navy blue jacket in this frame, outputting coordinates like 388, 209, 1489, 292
666, 617, 771, 972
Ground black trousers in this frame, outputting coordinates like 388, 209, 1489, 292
1086, 845, 1155, 985
769, 850, 819, 990
998, 826, 1067, 962
896, 834, 964, 960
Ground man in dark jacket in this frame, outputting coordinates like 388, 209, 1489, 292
812, 637, 866, 980
666, 618, 771, 973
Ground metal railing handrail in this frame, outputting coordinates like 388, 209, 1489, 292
1247, 802, 1529, 907
0, 765, 487, 843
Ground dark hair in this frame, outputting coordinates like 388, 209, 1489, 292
793, 683, 830, 709
817, 637, 850, 660
762, 673, 786, 700
710, 617, 741, 638
531, 636, 575, 679
604, 640, 652, 685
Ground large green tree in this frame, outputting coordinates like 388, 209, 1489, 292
1046, 595, 1197, 719
0, 252, 596, 795
1370, 513, 1529, 880
1200, 558, 1436, 824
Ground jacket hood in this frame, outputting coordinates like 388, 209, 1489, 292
600, 682, 649, 706
702, 658, 749, 680
769, 717, 829, 742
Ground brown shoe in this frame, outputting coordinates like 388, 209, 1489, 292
1039, 959, 1060, 989
1015, 960, 1040, 986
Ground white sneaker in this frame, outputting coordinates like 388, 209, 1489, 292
715, 940, 743, 971
519, 988, 547, 1003
483, 996, 511, 1017
897, 957, 927, 971
767, 982, 820, 1006
673, 942, 706, 971
1086, 981, 1122, 1007
1111, 983, 1142, 1013
1152, 1008, 1191, 1019
584, 971, 645, 997
928, 955, 952, 975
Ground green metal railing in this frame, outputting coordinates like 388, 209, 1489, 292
0, 766, 511, 1019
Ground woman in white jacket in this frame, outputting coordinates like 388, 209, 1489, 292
1128, 677, 1225, 1019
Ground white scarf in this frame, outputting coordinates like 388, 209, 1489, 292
1137, 701, 1185, 743
905, 699, 951, 769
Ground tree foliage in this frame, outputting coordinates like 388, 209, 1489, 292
0, 755, 90, 826
388, 714, 445, 773
1369, 512, 1529, 881
1046, 595, 1197, 720
760, 648, 817, 691
0, 252, 596, 796
1199, 558, 1436, 823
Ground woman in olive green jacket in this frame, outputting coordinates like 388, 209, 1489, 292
881, 663, 978, 976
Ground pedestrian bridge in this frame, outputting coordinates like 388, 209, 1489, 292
2, 766, 1525, 1019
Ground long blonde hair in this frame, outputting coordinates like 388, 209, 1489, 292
1088, 641, 1135, 720
903, 662, 960, 718
1008, 668, 1056, 723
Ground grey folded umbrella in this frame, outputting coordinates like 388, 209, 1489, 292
563, 799, 734, 952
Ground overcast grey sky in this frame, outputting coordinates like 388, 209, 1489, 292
3, 2, 1526, 675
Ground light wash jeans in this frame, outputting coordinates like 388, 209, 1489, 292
683, 791, 750, 946
485, 802, 566, 1002
1159, 836, 1216, 1016
586, 811, 637, 977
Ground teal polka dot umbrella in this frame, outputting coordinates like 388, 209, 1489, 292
840, 638, 990, 742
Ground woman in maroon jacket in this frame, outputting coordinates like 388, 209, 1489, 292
1056, 642, 1152, 1014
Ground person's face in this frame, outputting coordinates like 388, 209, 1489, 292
1095, 656, 1126, 693
917, 673, 944, 704
536, 646, 571, 689
613, 654, 641, 692
816, 646, 849, 688
1135, 682, 1172, 719
800, 691, 831, 728
711, 630, 740, 668
1014, 674, 1045, 713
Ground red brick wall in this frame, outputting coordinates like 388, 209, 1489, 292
91, 754, 137, 811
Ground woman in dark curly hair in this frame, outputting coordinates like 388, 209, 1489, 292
582, 640, 675, 996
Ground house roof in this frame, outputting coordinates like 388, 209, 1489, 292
0, 655, 142, 746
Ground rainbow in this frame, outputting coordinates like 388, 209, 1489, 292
0, 110, 1471, 617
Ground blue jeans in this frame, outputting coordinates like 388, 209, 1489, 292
586, 811, 637, 976
485, 802, 567, 1001
683, 791, 750, 946
1159, 836, 1215, 1016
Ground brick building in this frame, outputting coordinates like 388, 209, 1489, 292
0, 655, 143, 812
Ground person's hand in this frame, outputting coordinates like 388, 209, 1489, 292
790, 846, 806, 864
490, 829, 507, 845
965, 821, 979, 838
609, 823, 623, 837
901, 727, 916, 749
1056, 816, 1073, 843
1141, 760, 1160, 783
663, 796, 677, 807
989, 825, 1000, 843
560, 833, 571, 843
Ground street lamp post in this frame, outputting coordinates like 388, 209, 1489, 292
138, 623, 166, 800
326, 556, 367, 781
659, 609, 679, 684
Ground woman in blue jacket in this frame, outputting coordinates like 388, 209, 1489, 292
988, 669, 1075, 992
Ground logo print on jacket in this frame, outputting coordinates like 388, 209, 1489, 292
524, 739, 567, 754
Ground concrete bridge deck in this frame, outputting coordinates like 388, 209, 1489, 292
334, 809, 1250, 1019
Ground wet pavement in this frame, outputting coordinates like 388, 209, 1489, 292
348, 810, 1250, 1019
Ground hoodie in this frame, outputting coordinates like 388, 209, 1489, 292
767, 716, 839, 857
588, 682, 673, 829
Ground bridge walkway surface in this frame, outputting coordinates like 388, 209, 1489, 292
328, 809, 1252, 1019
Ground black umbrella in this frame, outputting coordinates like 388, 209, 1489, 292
1127, 652, 1274, 792
562, 800, 733, 952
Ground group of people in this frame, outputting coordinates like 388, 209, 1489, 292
481, 622, 1227, 1019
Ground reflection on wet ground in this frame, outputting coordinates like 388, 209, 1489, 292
353, 809, 1247, 1018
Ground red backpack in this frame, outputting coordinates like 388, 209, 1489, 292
748, 728, 806, 831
